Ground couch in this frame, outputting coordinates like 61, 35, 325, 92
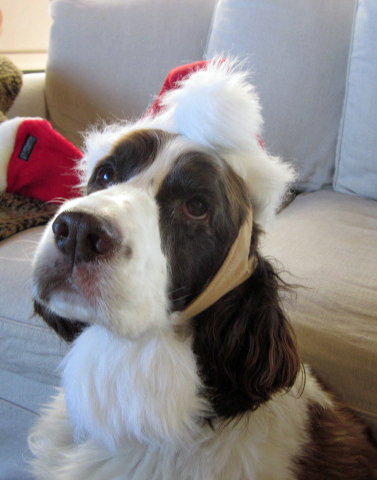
1, 0, 376, 478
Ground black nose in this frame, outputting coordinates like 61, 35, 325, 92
52, 211, 120, 263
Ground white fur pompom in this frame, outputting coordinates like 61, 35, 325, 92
159, 59, 263, 153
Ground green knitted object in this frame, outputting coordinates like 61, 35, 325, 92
0, 55, 22, 122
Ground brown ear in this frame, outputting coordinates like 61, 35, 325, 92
192, 253, 301, 419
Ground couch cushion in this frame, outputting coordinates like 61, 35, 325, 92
206, 0, 355, 192
0, 227, 69, 479
0, 401, 35, 480
46, 0, 217, 147
334, 0, 377, 200
8, 72, 47, 120
0, 378, 58, 480
0, 227, 42, 323
263, 189, 377, 437
0, 227, 67, 387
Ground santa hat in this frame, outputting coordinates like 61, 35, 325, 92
143, 58, 295, 228
0, 117, 82, 203
81, 59, 295, 228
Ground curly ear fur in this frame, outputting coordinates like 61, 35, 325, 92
192, 226, 300, 419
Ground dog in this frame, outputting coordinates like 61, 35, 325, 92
29, 60, 377, 479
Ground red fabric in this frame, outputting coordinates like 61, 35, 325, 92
147, 60, 264, 149
147, 61, 208, 117
6, 119, 83, 203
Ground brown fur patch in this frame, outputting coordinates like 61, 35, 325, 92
111, 128, 172, 165
157, 148, 250, 311
294, 399, 377, 479
87, 129, 174, 193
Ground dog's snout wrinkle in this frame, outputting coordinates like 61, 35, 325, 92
52, 211, 121, 263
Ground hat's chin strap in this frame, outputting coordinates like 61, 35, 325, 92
179, 208, 255, 322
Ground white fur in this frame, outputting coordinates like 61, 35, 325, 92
29, 330, 333, 480
61, 325, 209, 451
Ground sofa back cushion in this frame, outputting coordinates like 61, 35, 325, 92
46, 0, 217, 147
334, 0, 377, 200
206, 0, 355, 192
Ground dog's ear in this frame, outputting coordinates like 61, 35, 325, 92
192, 250, 300, 418
34, 300, 86, 343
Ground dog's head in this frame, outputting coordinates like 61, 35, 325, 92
32, 59, 299, 418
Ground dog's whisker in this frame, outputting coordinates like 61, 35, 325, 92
168, 285, 188, 295
0, 255, 33, 262
170, 294, 191, 304
13, 239, 40, 246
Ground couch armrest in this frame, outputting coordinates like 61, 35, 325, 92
7, 72, 47, 120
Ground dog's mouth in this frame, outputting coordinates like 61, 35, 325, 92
33, 250, 107, 311
31, 232, 114, 342
34, 299, 88, 342
32, 263, 100, 342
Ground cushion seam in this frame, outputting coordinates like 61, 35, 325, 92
0, 396, 39, 415
333, 0, 359, 190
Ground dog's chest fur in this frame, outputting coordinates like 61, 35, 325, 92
30, 324, 332, 480
61, 325, 208, 450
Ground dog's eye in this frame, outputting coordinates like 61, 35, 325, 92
96, 165, 115, 188
181, 198, 208, 220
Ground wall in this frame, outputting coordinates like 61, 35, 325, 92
0, 0, 51, 71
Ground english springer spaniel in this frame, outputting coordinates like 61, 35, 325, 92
29, 60, 377, 479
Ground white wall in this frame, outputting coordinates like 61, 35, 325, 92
0, 0, 51, 71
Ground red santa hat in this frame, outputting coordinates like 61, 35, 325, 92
0, 117, 82, 203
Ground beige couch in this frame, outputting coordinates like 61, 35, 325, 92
1, 0, 376, 478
